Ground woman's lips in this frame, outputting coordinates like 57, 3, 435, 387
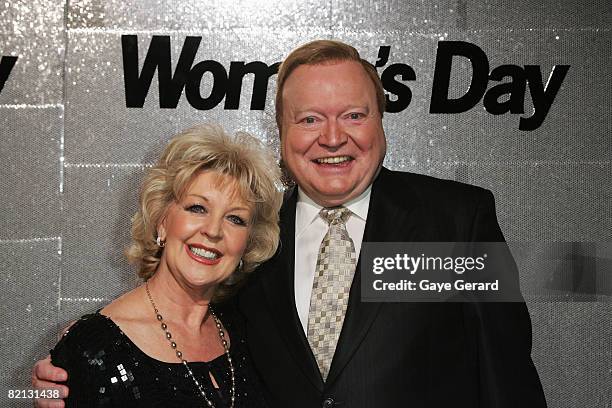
185, 244, 222, 265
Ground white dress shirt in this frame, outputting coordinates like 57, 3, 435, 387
294, 186, 372, 334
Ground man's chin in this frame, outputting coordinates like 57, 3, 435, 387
307, 185, 360, 207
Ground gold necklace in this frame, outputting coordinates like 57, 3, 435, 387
145, 282, 235, 407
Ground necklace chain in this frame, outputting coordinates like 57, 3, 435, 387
145, 282, 236, 408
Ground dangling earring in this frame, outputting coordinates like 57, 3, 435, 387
156, 236, 165, 247
238, 259, 243, 271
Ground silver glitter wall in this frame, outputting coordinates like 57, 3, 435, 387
0, 1, 610, 406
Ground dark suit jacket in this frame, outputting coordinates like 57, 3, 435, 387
237, 167, 546, 408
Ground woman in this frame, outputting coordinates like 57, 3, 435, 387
50, 124, 282, 407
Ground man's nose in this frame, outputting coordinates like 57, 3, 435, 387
319, 120, 347, 148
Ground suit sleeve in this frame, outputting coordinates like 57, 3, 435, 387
464, 190, 548, 407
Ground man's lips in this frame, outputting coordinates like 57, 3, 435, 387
313, 155, 354, 165
185, 244, 222, 265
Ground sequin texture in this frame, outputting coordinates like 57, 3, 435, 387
51, 307, 268, 407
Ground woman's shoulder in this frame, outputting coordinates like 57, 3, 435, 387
67, 312, 116, 333
51, 312, 122, 364
52, 287, 146, 358
58, 313, 118, 344
50, 312, 150, 406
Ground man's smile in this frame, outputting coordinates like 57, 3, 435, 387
314, 155, 354, 164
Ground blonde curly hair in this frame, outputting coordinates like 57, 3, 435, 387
126, 124, 283, 301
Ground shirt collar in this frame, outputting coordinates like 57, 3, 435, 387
295, 186, 372, 237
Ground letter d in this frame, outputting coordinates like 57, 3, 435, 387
429, 41, 489, 113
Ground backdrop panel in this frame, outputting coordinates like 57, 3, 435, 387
0, 240, 60, 408
66, 0, 332, 31
531, 302, 612, 408
0, 107, 62, 238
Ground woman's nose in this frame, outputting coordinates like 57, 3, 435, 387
200, 216, 223, 240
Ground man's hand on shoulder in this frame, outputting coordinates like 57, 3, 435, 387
32, 355, 69, 407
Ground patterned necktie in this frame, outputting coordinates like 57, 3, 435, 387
307, 207, 357, 381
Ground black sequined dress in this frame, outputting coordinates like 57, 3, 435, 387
51, 306, 268, 407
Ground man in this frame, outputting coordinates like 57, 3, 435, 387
33, 40, 546, 407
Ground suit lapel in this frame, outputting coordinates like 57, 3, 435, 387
326, 168, 423, 385
260, 188, 324, 391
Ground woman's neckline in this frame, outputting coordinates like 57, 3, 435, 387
94, 311, 230, 366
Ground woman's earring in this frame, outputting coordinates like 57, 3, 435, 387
156, 236, 165, 247
238, 259, 243, 270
